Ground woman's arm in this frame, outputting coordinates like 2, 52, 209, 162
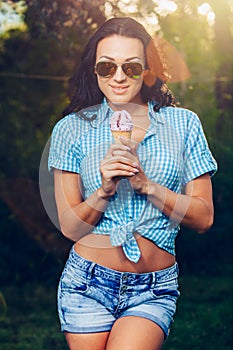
119, 138, 214, 233
145, 173, 214, 233
54, 170, 109, 240
53, 143, 139, 241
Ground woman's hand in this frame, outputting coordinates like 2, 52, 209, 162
99, 142, 140, 197
110, 137, 149, 195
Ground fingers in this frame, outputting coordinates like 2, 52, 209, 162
100, 157, 139, 177
106, 139, 139, 163
105, 138, 138, 156
105, 143, 131, 157
100, 157, 139, 196
118, 137, 139, 152
102, 145, 139, 169
104, 142, 138, 164
100, 140, 140, 197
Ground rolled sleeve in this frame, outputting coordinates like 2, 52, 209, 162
48, 116, 82, 173
182, 113, 217, 186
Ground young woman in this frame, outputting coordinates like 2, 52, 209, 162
48, 17, 217, 350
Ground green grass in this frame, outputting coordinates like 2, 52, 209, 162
164, 274, 233, 350
0, 272, 232, 350
0, 284, 67, 350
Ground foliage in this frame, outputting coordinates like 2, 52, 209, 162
24, 0, 106, 67
0, 0, 27, 38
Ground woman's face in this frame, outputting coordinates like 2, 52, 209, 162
95, 35, 146, 105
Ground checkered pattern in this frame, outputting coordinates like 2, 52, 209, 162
48, 99, 217, 263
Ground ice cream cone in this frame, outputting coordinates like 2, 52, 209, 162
110, 110, 133, 144
111, 130, 132, 143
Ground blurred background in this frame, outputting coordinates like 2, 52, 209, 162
0, 0, 232, 349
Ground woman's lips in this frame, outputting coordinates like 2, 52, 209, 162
110, 85, 129, 94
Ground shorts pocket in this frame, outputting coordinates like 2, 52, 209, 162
150, 278, 180, 298
59, 266, 89, 296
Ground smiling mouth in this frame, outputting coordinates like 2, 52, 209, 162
110, 85, 129, 94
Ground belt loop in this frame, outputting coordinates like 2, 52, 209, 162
87, 262, 96, 282
151, 272, 156, 289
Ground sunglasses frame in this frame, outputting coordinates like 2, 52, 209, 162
95, 61, 145, 79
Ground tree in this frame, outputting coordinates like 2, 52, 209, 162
0, 0, 108, 263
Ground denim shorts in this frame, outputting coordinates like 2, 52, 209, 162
57, 246, 180, 338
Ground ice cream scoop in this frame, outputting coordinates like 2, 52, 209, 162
110, 110, 133, 143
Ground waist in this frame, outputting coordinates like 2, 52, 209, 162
69, 245, 179, 283
75, 233, 176, 273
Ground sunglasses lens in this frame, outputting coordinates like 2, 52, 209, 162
122, 63, 143, 78
95, 62, 143, 78
95, 62, 117, 77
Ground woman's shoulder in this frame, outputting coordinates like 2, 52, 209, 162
158, 106, 202, 129
51, 112, 93, 137
53, 112, 85, 128
160, 105, 198, 119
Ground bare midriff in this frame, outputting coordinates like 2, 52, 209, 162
74, 233, 176, 273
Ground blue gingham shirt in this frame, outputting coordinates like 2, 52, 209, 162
48, 99, 217, 263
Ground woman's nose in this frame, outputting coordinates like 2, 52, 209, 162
113, 65, 127, 81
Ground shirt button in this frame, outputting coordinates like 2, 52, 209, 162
123, 275, 128, 282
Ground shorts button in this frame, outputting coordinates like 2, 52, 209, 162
120, 285, 127, 294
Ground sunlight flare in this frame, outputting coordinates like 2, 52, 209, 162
153, 0, 177, 16
198, 3, 215, 25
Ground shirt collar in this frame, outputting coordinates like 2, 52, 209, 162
137, 101, 164, 140
91, 98, 112, 128
148, 101, 166, 125
90, 99, 166, 129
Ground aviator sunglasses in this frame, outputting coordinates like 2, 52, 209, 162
95, 61, 144, 79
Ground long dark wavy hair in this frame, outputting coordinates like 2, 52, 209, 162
62, 17, 176, 117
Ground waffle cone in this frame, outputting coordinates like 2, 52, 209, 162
111, 130, 132, 144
